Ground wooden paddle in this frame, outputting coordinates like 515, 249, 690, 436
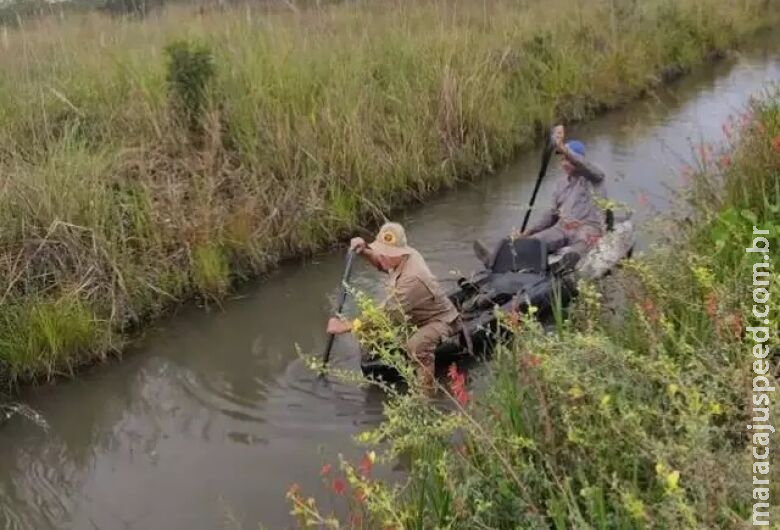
321, 248, 356, 368
520, 130, 556, 233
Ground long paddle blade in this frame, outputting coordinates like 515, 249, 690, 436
520, 132, 555, 233
321, 248, 356, 367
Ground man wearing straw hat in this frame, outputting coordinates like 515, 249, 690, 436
326, 222, 459, 389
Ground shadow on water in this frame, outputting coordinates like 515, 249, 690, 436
1, 35, 779, 530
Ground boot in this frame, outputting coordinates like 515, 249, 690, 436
472, 240, 491, 268
551, 251, 581, 275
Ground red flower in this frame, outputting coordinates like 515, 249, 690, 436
719, 154, 732, 168
447, 364, 470, 407
320, 463, 332, 476
522, 354, 542, 368
331, 477, 346, 495
358, 454, 373, 478
705, 292, 718, 320
772, 135, 780, 153
639, 298, 658, 324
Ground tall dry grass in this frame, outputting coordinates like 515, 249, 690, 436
0, 0, 776, 386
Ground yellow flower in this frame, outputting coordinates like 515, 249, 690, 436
567, 428, 584, 444
568, 386, 584, 399
623, 493, 647, 521
691, 265, 714, 289
708, 402, 723, 415
352, 318, 363, 332
665, 470, 680, 492
655, 462, 680, 493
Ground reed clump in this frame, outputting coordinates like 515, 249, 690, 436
0, 0, 776, 386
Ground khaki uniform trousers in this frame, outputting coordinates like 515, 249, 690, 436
407, 319, 456, 372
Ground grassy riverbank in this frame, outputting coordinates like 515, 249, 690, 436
289, 91, 780, 529
0, 0, 777, 387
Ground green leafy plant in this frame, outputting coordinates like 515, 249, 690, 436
165, 39, 215, 134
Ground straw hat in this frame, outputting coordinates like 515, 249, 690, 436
368, 222, 412, 257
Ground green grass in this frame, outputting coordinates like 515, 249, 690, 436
0, 0, 778, 386
0, 296, 110, 388
191, 243, 231, 299
290, 90, 780, 529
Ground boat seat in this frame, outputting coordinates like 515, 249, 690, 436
489, 237, 547, 274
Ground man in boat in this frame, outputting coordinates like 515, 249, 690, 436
326, 222, 460, 389
475, 125, 607, 271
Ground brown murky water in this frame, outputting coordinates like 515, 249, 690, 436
1, 35, 778, 530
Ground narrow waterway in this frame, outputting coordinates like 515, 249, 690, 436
1, 37, 778, 530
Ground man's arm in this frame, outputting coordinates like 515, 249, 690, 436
350, 237, 384, 269
561, 146, 605, 184
520, 177, 562, 236
551, 125, 604, 185
523, 205, 558, 236
324, 236, 380, 335
327, 316, 353, 335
